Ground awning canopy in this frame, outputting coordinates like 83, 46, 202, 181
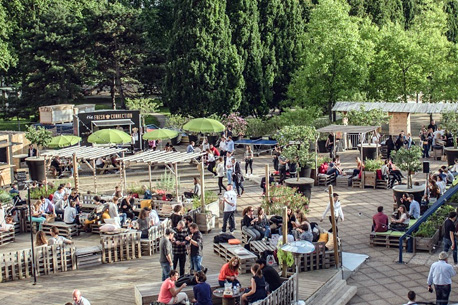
316, 125, 379, 134
92, 119, 134, 127
119, 150, 205, 165
41, 146, 127, 160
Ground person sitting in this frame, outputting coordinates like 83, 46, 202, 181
51, 156, 63, 177
48, 226, 72, 246
184, 177, 201, 199
256, 259, 282, 293
149, 208, 161, 226
218, 257, 241, 287
372, 206, 388, 232
170, 205, 183, 228
436, 175, 446, 195
295, 222, 313, 242
327, 155, 343, 176
241, 264, 267, 305
192, 271, 212, 305
158, 270, 189, 305
0, 202, 14, 232
390, 205, 409, 230
108, 197, 125, 226
52, 186, 65, 205
9, 184, 19, 197
451, 158, 458, 174
142, 185, 152, 200
260, 173, 274, 196
120, 192, 135, 220
350, 157, 364, 179
407, 194, 420, 219
95, 157, 106, 169
280, 207, 296, 235
64, 201, 80, 225
30, 200, 46, 231
441, 166, 455, 184
54, 194, 69, 220
241, 206, 262, 241
255, 207, 271, 239
35, 230, 48, 246
429, 180, 441, 204
403, 290, 417, 305
68, 188, 81, 213
137, 208, 151, 238
72, 289, 91, 305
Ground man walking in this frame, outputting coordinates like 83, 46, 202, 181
186, 223, 203, 273
443, 211, 457, 266
160, 228, 175, 280
173, 221, 188, 276
222, 184, 237, 233
427, 251, 456, 305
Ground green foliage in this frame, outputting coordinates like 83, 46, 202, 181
277, 241, 295, 267
245, 118, 267, 137
345, 105, 390, 126
0, 189, 12, 203
414, 205, 455, 237
30, 186, 57, 200
262, 184, 309, 216
221, 113, 247, 136
274, 107, 323, 128
126, 97, 159, 126
155, 170, 176, 192
0, 5, 14, 71
164, 0, 243, 117
25, 126, 52, 152
192, 190, 218, 210
165, 114, 191, 131
274, 125, 317, 168
442, 111, 458, 148
391, 146, 422, 188
364, 158, 384, 172
127, 184, 146, 195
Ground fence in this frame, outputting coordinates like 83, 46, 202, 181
255, 273, 296, 305
100, 231, 142, 263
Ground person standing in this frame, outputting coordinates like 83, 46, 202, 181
443, 211, 457, 266
320, 193, 344, 234
216, 157, 227, 195
186, 223, 203, 273
225, 152, 234, 185
278, 154, 288, 184
222, 185, 237, 233
232, 158, 244, 197
226, 136, 235, 155
427, 251, 456, 305
187, 141, 195, 153
244, 146, 254, 176
326, 133, 335, 158
219, 136, 227, 159
160, 228, 175, 281
173, 221, 188, 276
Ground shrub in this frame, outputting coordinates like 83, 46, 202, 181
262, 184, 309, 215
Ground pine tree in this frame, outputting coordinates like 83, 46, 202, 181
164, 0, 243, 117
227, 0, 266, 116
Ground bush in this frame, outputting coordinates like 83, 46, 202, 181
262, 184, 309, 215
245, 118, 266, 137
30, 186, 57, 200
0, 190, 12, 204
364, 159, 384, 172
414, 205, 455, 237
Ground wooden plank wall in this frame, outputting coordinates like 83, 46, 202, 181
256, 273, 296, 305
101, 231, 142, 263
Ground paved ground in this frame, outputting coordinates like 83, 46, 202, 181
2, 140, 458, 304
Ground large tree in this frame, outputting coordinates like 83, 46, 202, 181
164, 0, 243, 117
289, 0, 373, 119
0, 5, 13, 71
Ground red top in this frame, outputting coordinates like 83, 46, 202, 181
211, 146, 220, 156
158, 278, 175, 303
218, 262, 239, 281
373, 212, 389, 232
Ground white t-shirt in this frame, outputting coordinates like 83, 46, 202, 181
223, 190, 237, 212
64, 206, 77, 223
48, 235, 70, 246
149, 210, 160, 226
225, 156, 233, 170
219, 141, 226, 151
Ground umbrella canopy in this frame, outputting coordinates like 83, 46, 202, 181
88, 129, 131, 144
48, 135, 81, 148
183, 118, 225, 133
143, 129, 178, 140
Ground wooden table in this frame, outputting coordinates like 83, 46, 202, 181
213, 288, 243, 305
213, 243, 258, 273
249, 240, 277, 257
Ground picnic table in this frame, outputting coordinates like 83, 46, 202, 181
213, 243, 258, 273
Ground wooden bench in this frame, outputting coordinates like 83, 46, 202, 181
249, 240, 276, 257
140, 219, 171, 256
213, 243, 258, 273
42, 222, 79, 239
75, 246, 102, 269
370, 219, 418, 249
376, 179, 388, 189
0, 244, 76, 282
336, 175, 348, 187
0, 230, 15, 246
317, 173, 336, 186
134, 274, 221, 305
100, 231, 142, 263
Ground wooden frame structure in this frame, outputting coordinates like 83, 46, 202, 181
41, 146, 127, 193
118, 150, 205, 201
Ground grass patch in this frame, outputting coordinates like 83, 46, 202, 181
0, 118, 32, 131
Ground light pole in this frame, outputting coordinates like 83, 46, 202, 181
26, 181, 37, 285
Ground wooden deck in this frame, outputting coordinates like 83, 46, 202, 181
298, 268, 340, 301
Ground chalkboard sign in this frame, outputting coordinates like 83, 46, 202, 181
15, 170, 28, 190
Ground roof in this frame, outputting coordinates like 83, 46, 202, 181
332, 102, 458, 114
41, 146, 127, 160
317, 125, 379, 134
119, 150, 205, 164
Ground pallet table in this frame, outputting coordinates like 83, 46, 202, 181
213, 243, 257, 273
0, 230, 15, 246
42, 222, 79, 239
249, 240, 276, 257
75, 246, 102, 269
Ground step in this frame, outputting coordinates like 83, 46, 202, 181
304, 271, 343, 305
309, 281, 357, 305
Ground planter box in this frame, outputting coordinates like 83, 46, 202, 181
363, 171, 377, 189
195, 212, 215, 233
414, 229, 440, 253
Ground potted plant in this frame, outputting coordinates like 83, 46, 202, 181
441, 111, 458, 166
193, 190, 218, 233
363, 159, 384, 188
165, 114, 191, 144
414, 205, 454, 252
391, 146, 424, 203
262, 184, 309, 215
245, 118, 265, 140
25, 125, 53, 182
221, 112, 247, 140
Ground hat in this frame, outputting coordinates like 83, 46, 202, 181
165, 228, 176, 235
439, 251, 448, 260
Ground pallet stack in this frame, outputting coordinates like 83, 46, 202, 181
101, 231, 142, 263
140, 219, 170, 256
317, 173, 336, 186
0, 230, 15, 247
42, 222, 79, 239
213, 243, 257, 273
75, 246, 102, 269
336, 175, 348, 188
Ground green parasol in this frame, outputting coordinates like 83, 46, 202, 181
143, 129, 178, 140
183, 118, 225, 133
48, 135, 81, 148
88, 129, 131, 144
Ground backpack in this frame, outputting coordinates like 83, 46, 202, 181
213, 233, 235, 243
318, 163, 328, 174
176, 274, 197, 287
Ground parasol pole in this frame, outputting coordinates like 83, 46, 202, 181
264, 164, 269, 203
174, 162, 179, 202
148, 162, 152, 191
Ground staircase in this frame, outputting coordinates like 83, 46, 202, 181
305, 270, 357, 305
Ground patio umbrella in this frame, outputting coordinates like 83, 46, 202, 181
183, 118, 225, 133
88, 129, 131, 144
143, 129, 178, 140
48, 135, 81, 148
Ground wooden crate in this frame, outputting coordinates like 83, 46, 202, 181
213, 243, 257, 273
42, 222, 79, 239
352, 178, 361, 188
414, 230, 440, 253
317, 173, 336, 186
336, 175, 348, 188
100, 231, 142, 263
0, 230, 15, 247
75, 246, 102, 269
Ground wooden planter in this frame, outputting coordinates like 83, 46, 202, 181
414, 229, 440, 253
364, 171, 377, 189
195, 212, 215, 233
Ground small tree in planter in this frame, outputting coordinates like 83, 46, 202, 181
391, 146, 422, 189
363, 158, 384, 187
442, 111, 458, 165
261, 184, 309, 215
221, 112, 247, 138
25, 125, 53, 156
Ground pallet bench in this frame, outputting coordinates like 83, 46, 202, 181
286, 242, 341, 272
213, 243, 257, 273
75, 246, 102, 269
336, 175, 349, 187
134, 274, 220, 305
42, 222, 79, 239
317, 173, 336, 186
100, 231, 142, 263
249, 240, 276, 257
370, 219, 418, 249
140, 219, 170, 256
0, 230, 15, 246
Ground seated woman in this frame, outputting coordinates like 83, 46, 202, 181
137, 208, 151, 238
120, 193, 135, 220
68, 188, 81, 214
241, 264, 267, 305
255, 207, 271, 239
158, 270, 189, 305
429, 180, 441, 204
241, 207, 262, 241
184, 177, 201, 199
64, 201, 80, 225
387, 160, 403, 188
142, 185, 152, 200
326, 156, 343, 176
170, 205, 183, 228
30, 200, 46, 231
0, 202, 14, 232
294, 221, 313, 242
390, 205, 409, 230
350, 157, 364, 179
218, 257, 241, 287
193, 271, 212, 305
35, 230, 48, 246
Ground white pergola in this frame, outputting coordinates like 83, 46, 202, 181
119, 150, 206, 205
41, 146, 127, 193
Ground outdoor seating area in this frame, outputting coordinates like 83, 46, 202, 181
100, 231, 142, 263
370, 219, 418, 249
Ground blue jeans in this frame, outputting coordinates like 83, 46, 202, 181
119, 213, 127, 227
190, 255, 202, 272
227, 169, 233, 185
443, 238, 457, 264
161, 262, 171, 281
31, 216, 46, 231
263, 225, 271, 238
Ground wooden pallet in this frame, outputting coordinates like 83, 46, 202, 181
75, 246, 102, 269
0, 230, 15, 247
370, 231, 408, 249
335, 175, 348, 187
140, 219, 170, 256
91, 223, 102, 234
286, 242, 341, 272
100, 231, 142, 263
317, 173, 336, 186
213, 243, 257, 273
42, 222, 79, 239
376, 179, 388, 189
249, 240, 276, 257
25, 220, 38, 234
352, 178, 361, 188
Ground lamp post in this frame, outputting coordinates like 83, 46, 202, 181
26, 180, 37, 285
